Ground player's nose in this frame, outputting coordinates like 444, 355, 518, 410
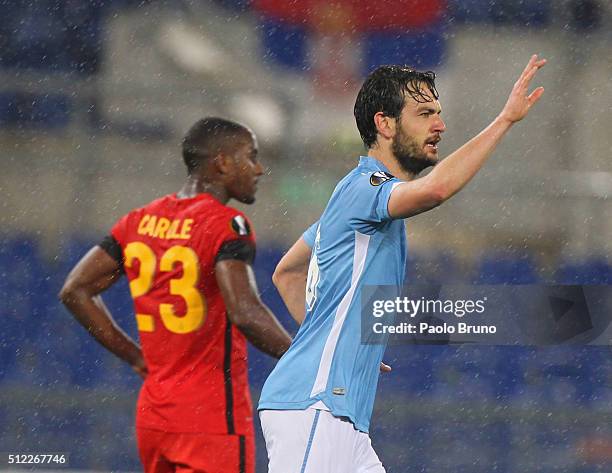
433, 116, 446, 134
255, 162, 265, 176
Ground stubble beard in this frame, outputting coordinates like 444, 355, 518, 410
391, 128, 438, 176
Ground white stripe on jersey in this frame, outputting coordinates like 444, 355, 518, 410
310, 231, 370, 397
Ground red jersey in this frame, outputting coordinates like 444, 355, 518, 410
110, 193, 255, 435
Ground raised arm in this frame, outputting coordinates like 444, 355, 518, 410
216, 259, 292, 359
59, 247, 147, 378
388, 54, 547, 219
272, 237, 312, 325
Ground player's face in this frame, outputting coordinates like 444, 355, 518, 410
392, 87, 445, 175
227, 132, 264, 204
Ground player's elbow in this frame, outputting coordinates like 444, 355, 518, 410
431, 184, 450, 205
58, 279, 77, 305
271, 268, 280, 288
272, 266, 286, 290
58, 275, 87, 306
423, 179, 450, 206
272, 267, 303, 302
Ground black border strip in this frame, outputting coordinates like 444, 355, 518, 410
224, 318, 235, 435
239, 435, 246, 473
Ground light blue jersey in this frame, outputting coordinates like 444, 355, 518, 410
259, 157, 407, 433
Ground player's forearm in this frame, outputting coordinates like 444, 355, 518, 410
427, 115, 513, 201
61, 290, 143, 367
231, 305, 292, 359
274, 272, 307, 325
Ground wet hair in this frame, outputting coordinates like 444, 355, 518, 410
182, 117, 250, 174
354, 65, 439, 149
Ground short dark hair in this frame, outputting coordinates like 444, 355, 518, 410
354, 66, 439, 149
182, 117, 250, 174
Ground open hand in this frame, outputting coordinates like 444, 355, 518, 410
499, 54, 546, 124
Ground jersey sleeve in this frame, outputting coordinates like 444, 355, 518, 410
98, 213, 132, 270
216, 239, 255, 264
109, 213, 130, 247
346, 171, 402, 232
210, 211, 257, 264
99, 234, 124, 269
302, 220, 319, 248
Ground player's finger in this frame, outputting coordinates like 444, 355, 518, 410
527, 86, 545, 105
518, 60, 546, 90
519, 54, 538, 78
516, 57, 546, 90
380, 362, 392, 373
514, 58, 536, 89
519, 66, 539, 89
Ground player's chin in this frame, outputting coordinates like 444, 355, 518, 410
423, 147, 440, 162
239, 194, 256, 205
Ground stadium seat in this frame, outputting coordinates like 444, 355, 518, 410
363, 26, 446, 73
557, 258, 612, 284
249, 245, 290, 386
0, 0, 104, 75
0, 91, 71, 129
405, 250, 461, 284
213, 0, 251, 12
449, 0, 551, 26
259, 19, 309, 71
473, 253, 539, 284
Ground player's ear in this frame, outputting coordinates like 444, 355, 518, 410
214, 153, 234, 175
374, 112, 395, 141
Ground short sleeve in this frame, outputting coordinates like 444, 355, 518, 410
99, 235, 124, 269
302, 221, 319, 248
110, 213, 130, 247
347, 171, 402, 231
215, 239, 256, 264
211, 212, 256, 263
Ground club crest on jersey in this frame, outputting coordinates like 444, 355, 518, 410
370, 171, 394, 186
231, 215, 251, 236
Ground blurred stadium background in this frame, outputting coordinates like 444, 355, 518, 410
1, 0, 611, 471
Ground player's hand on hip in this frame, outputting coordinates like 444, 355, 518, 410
131, 358, 149, 380
498, 54, 546, 124
380, 361, 392, 373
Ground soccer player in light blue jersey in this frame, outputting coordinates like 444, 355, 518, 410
259, 55, 547, 473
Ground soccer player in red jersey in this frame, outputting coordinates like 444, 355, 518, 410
60, 117, 292, 473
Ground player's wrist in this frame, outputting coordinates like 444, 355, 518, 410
124, 344, 145, 368
494, 113, 515, 128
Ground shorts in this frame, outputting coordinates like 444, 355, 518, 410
259, 409, 385, 473
136, 426, 254, 473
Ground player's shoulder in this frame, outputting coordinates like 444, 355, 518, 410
339, 167, 399, 197
140, 194, 175, 212
116, 194, 172, 222
212, 200, 245, 218
110, 194, 174, 240
195, 198, 247, 223
219, 205, 253, 238
190, 199, 254, 240
359, 169, 397, 187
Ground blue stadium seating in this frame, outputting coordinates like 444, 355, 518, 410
0, 0, 104, 74
405, 250, 462, 284
449, 0, 551, 26
473, 252, 539, 284
0, 92, 71, 129
1, 235, 610, 472
557, 258, 612, 284
363, 25, 446, 73
259, 19, 310, 72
